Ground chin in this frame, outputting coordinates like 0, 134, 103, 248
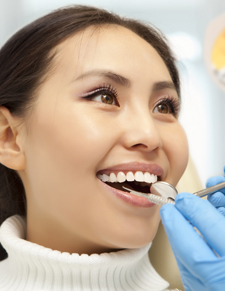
128, 235, 156, 248
107, 229, 158, 251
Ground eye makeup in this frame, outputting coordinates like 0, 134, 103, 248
81, 83, 119, 106
153, 95, 180, 117
80, 82, 180, 117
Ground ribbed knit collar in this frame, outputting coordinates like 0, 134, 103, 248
0, 215, 169, 291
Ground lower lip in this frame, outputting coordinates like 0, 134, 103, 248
99, 180, 155, 208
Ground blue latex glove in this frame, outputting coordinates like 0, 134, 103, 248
160, 192, 225, 291
206, 167, 225, 216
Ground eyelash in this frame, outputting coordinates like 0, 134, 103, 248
154, 96, 180, 117
82, 84, 119, 106
82, 84, 180, 116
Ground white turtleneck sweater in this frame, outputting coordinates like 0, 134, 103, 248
0, 215, 174, 291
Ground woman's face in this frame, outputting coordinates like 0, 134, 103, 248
20, 25, 188, 254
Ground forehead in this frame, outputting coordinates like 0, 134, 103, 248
51, 24, 172, 82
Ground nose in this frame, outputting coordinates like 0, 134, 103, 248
121, 107, 162, 152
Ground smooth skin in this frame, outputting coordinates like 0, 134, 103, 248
0, 25, 189, 255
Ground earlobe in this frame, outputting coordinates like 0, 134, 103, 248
0, 107, 25, 170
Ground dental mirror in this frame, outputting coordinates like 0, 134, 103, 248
150, 181, 177, 200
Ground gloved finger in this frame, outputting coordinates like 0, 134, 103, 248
175, 255, 225, 291
206, 175, 225, 192
173, 258, 193, 291
175, 192, 225, 256
160, 203, 216, 268
207, 174, 225, 207
207, 191, 225, 207
174, 257, 204, 291
160, 204, 225, 288
217, 206, 225, 217
161, 204, 225, 289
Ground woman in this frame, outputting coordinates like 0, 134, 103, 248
0, 5, 220, 291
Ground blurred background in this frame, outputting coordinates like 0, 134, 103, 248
1, 0, 225, 289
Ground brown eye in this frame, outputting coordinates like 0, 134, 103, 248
83, 85, 119, 106
86, 91, 118, 105
153, 96, 180, 117
101, 94, 114, 104
155, 103, 170, 114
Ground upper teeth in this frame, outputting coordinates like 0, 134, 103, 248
98, 171, 157, 183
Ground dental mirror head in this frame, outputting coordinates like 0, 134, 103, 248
150, 181, 178, 200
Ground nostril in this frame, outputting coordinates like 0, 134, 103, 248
132, 143, 148, 148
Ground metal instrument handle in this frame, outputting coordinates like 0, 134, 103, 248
193, 181, 225, 198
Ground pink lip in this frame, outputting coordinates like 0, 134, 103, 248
97, 162, 163, 176
99, 179, 156, 208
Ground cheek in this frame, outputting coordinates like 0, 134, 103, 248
26, 108, 115, 177
58, 113, 116, 168
24, 111, 113, 216
163, 124, 189, 184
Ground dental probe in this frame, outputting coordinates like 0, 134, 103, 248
122, 186, 175, 206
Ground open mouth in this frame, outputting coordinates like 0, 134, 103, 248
105, 180, 151, 193
97, 171, 158, 194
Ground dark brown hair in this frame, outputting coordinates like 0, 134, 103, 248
0, 5, 180, 226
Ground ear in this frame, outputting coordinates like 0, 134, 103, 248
0, 107, 25, 170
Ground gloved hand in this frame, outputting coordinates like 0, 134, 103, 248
206, 167, 225, 216
160, 192, 225, 291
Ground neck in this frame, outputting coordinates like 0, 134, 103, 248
26, 213, 124, 255
0, 215, 169, 291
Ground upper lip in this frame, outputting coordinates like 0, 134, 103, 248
97, 162, 163, 177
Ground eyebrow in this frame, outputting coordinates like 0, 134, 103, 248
152, 81, 176, 92
75, 70, 131, 87
76, 70, 177, 93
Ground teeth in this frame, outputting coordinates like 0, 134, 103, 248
109, 173, 117, 182
126, 171, 134, 181
134, 171, 144, 182
98, 171, 157, 184
117, 172, 126, 183
102, 174, 109, 182
144, 172, 155, 183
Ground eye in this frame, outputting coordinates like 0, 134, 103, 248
82, 84, 119, 106
91, 92, 117, 105
155, 103, 170, 114
153, 96, 180, 117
